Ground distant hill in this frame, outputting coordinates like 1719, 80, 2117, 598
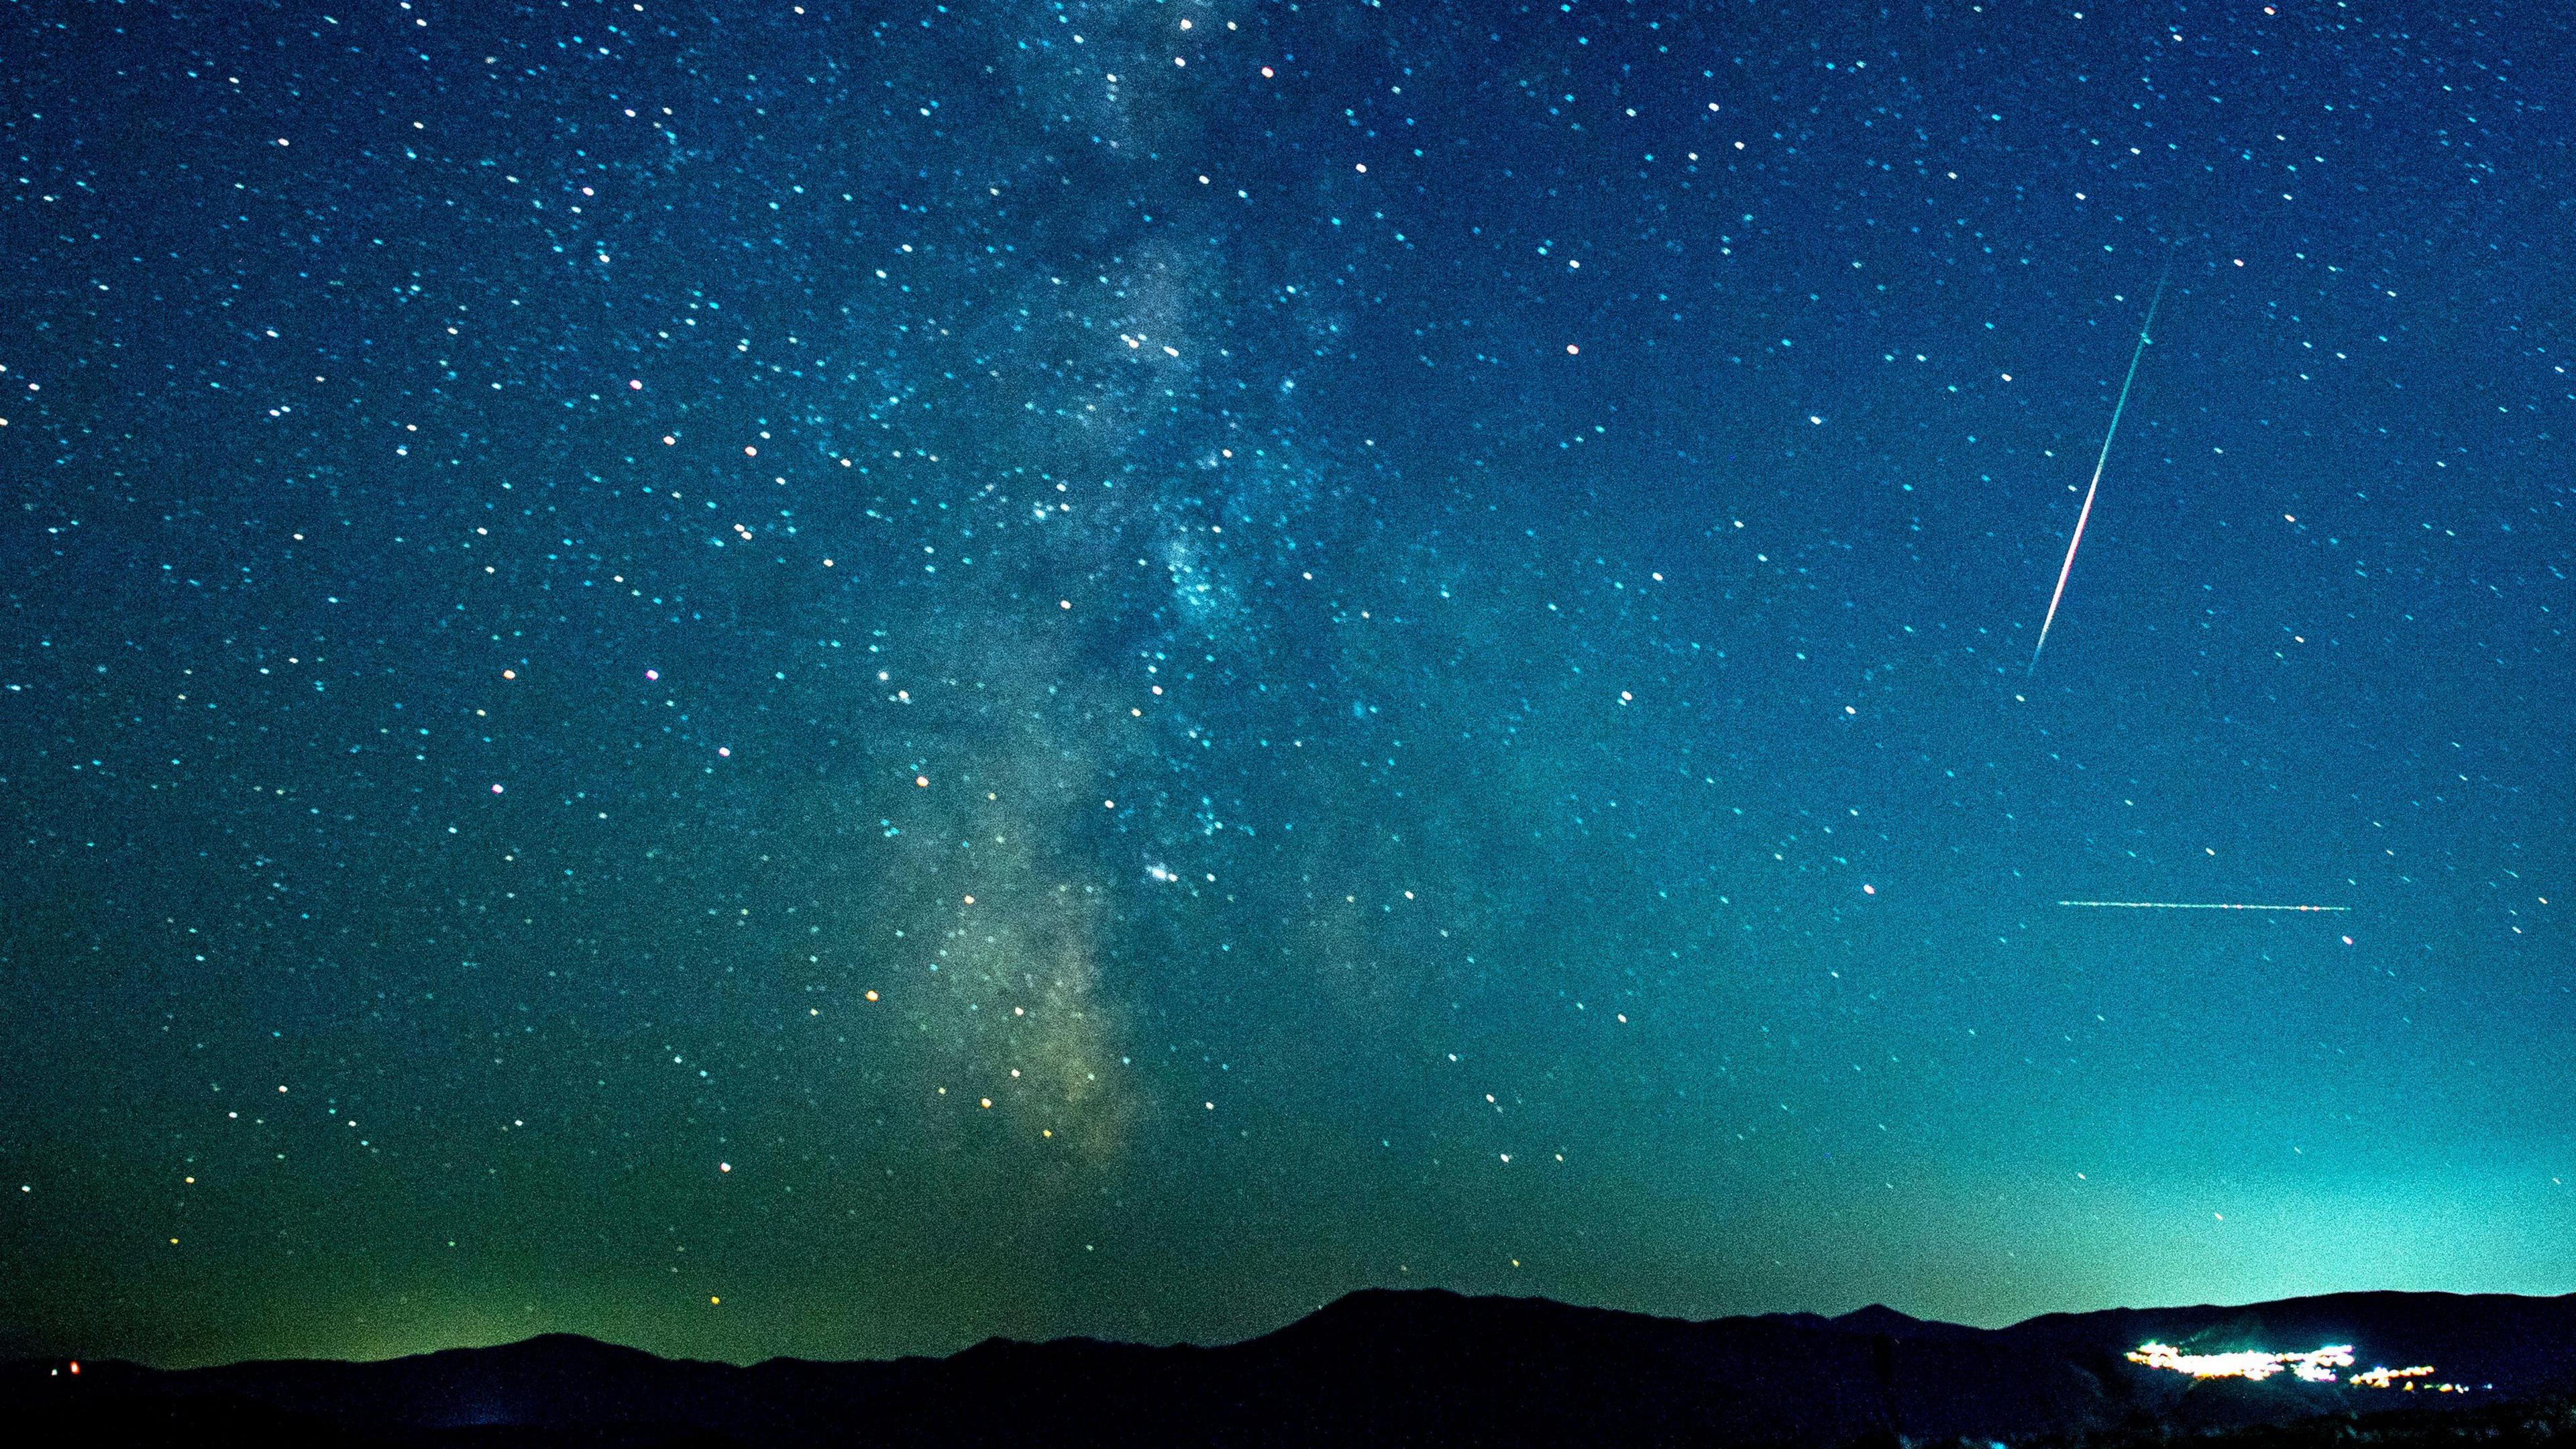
9, 1287, 2576, 1447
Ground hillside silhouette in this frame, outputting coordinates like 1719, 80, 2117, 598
9, 1287, 2575, 1447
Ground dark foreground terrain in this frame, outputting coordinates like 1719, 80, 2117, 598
9, 1288, 2576, 1447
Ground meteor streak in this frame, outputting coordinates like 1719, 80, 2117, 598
2030, 271, 2169, 674
2057, 900, 2349, 912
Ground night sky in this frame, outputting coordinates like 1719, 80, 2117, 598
4, 0, 2571, 1370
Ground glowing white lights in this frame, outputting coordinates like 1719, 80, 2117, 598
2129, 1343, 2465, 1392
2129, 1342, 2353, 1383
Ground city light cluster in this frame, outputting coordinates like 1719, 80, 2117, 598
2127, 1342, 2354, 1382
2129, 1344, 2465, 1392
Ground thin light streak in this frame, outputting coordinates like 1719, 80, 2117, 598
2030, 271, 2169, 674
2057, 900, 2350, 912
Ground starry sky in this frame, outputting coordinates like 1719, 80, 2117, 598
3, 0, 2571, 1370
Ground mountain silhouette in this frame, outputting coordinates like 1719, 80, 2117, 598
9, 1287, 2575, 1446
